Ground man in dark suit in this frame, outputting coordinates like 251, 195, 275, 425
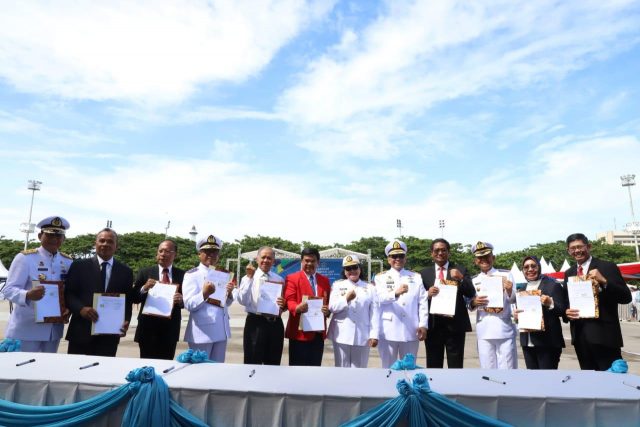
284, 247, 331, 366
563, 233, 631, 371
64, 228, 133, 357
131, 239, 185, 360
420, 238, 476, 368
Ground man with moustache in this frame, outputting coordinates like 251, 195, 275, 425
285, 247, 331, 366
2, 216, 72, 353
65, 228, 133, 356
131, 239, 185, 360
420, 238, 475, 368
236, 246, 286, 365
563, 233, 631, 370
375, 240, 429, 369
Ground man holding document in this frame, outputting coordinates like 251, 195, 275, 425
563, 233, 631, 371
469, 241, 517, 369
183, 234, 235, 363
132, 239, 185, 360
236, 246, 286, 365
2, 216, 72, 353
65, 228, 133, 357
420, 238, 475, 369
375, 240, 429, 369
285, 248, 331, 366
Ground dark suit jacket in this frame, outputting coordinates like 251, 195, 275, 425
285, 271, 331, 341
420, 263, 476, 333
131, 265, 185, 343
563, 257, 631, 348
519, 275, 566, 348
64, 257, 133, 345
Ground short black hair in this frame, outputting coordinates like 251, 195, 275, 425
97, 227, 118, 243
566, 233, 589, 246
430, 238, 450, 251
160, 239, 178, 252
301, 247, 320, 261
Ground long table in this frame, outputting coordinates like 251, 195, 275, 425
1, 352, 639, 426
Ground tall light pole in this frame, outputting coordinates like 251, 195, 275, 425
621, 174, 639, 260
439, 219, 445, 238
20, 180, 42, 250
396, 219, 402, 237
164, 220, 171, 238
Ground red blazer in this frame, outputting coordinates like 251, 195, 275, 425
285, 270, 331, 341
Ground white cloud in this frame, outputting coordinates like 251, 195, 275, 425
2, 133, 637, 252
278, 0, 640, 159
0, 0, 335, 104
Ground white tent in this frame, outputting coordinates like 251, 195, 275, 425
560, 259, 571, 272
239, 248, 300, 261
539, 256, 549, 271
510, 262, 526, 285
0, 259, 8, 279
541, 260, 556, 274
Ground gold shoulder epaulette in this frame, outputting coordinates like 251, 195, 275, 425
59, 252, 72, 260
20, 249, 38, 255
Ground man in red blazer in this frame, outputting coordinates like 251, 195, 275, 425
285, 247, 331, 366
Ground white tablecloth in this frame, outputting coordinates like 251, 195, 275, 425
1, 352, 639, 426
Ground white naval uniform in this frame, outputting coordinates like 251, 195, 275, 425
328, 279, 380, 368
183, 263, 234, 362
472, 267, 518, 369
1, 247, 72, 353
374, 269, 429, 368
236, 270, 284, 313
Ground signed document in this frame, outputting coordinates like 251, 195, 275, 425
257, 281, 283, 316
479, 276, 504, 308
567, 279, 597, 318
301, 297, 324, 332
34, 281, 64, 323
429, 283, 458, 316
206, 268, 235, 307
516, 292, 543, 331
142, 283, 177, 318
91, 293, 125, 335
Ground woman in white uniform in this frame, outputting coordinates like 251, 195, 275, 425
328, 255, 379, 368
183, 234, 235, 362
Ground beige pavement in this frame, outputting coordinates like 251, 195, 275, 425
1, 301, 640, 373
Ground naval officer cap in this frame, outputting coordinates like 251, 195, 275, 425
197, 234, 223, 251
37, 216, 70, 235
472, 241, 494, 257
342, 255, 361, 267
385, 240, 407, 256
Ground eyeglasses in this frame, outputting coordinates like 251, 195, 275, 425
158, 249, 175, 254
390, 254, 405, 260
568, 244, 587, 253
432, 249, 448, 253
344, 265, 360, 272
523, 264, 539, 270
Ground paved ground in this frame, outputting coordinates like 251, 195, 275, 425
2, 301, 640, 373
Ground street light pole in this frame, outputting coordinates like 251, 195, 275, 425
396, 219, 402, 237
22, 180, 42, 250
439, 219, 445, 238
621, 175, 639, 261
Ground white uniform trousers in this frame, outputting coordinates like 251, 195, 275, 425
477, 338, 517, 369
377, 339, 419, 369
19, 340, 60, 353
189, 341, 228, 363
333, 342, 370, 368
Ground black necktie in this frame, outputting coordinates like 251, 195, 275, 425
101, 262, 108, 291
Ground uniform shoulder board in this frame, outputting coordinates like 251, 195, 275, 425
20, 248, 38, 255
186, 267, 198, 273
59, 252, 73, 260
472, 273, 480, 279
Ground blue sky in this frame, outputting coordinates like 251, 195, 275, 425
1, 0, 639, 252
